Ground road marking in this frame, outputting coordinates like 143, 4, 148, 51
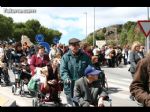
110, 92, 130, 100
121, 78, 132, 82
108, 78, 132, 86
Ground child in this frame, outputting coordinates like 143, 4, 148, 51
20, 56, 31, 84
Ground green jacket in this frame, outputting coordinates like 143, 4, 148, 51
60, 49, 92, 95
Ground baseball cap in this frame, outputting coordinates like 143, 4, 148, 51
84, 65, 101, 76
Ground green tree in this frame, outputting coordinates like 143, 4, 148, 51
14, 22, 26, 28
25, 19, 41, 33
0, 14, 13, 40
87, 36, 93, 45
102, 27, 106, 33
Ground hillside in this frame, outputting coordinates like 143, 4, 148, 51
84, 21, 145, 47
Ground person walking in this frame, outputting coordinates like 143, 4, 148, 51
60, 38, 92, 106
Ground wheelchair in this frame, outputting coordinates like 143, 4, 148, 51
12, 63, 32, 96
98, 70, 109, 91
32, 80, 65, 107
72, 96, 112, 107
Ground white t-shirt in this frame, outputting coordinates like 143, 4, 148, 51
93, 48, 100, 56
0, 48, 4, 57
33, 67, 46, 83
105, 49, 112, 59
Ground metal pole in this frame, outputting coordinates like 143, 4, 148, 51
148, 7, 150, 20
147, 7, 150, 53
84, 12, 87, 42
85, 12, 87, 42
93, 7, 95, 47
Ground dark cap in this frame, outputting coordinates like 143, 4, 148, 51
69, 38, 81, 44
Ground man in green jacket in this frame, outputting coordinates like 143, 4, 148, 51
60, 38, 92, 106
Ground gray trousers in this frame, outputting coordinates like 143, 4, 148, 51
65, 80, 75, 106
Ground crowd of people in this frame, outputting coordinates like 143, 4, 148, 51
0, 38, 147, 107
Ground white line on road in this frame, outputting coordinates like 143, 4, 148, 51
108, 78, 132, 86
110, 92, 130, 100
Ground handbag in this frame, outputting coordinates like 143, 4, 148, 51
28, 77, 38, 92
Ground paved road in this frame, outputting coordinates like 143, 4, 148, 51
0, 64, 139, 107
101, 64, 138, 106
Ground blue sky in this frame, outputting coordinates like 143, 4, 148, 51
0, 7, 148, 45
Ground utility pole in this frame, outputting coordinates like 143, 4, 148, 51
93, 7, 95, 47
84, 12, 87, 42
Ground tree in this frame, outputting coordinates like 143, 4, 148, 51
25, 19, 41, 33
14, 22, 26, 28
0, 14, 13, 40
87, 36, 93, 45
0, 14, 62, 44
102, 27, 106, 33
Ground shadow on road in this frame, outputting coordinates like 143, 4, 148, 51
107, 87, 122, 94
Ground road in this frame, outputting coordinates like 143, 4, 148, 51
101, 64, 138, 106
0, 64, 139, 107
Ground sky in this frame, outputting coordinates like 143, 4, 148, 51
0, 7, 148, 45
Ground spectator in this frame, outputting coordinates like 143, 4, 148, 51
80, 42, 93, 59
105, 45, 114, 67
49, 44, 58, 60
93, 45, 100, 56
128, 41, 144, 100
122, 45, 129, 65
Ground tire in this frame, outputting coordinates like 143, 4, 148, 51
32, 98, 38, 107
20, 90, 25, 97
104, 79, 109, 91
12, 85, 16, 94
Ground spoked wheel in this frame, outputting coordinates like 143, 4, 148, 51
104, 79, 109, 91
20, 90, 25, 97
12, 85, 16, 94
32, 98, 40, 107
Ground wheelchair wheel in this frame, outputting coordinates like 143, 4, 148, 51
12, 85, 16, 94
20, 90, 25, 97
104, 78, 109, 91
32, 98, 38, 107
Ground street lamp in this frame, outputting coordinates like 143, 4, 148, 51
93, 7, 95, 47
84, 12, 87, 42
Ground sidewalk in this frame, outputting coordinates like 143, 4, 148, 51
0, 93, 16, 107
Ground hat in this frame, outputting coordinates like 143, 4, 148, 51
84, 65, 101, 76
69, 38, 81, 44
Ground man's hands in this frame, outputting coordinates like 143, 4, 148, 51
98, 97, 105, 107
